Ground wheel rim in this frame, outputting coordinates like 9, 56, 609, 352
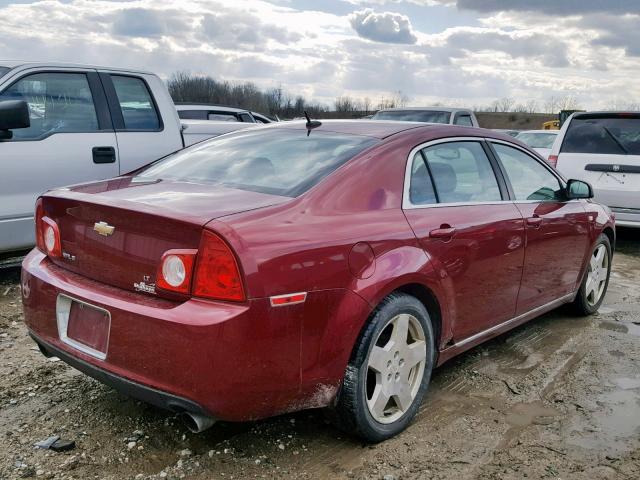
365, 313, 427, 424
585, 244, 608, 306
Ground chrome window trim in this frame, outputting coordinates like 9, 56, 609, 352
402, 136, 508, 210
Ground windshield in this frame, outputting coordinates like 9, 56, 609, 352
372, 110, 451, 124
516, 132, 557, 149
0, 67, 9, 79
561, 115, 640, 155
137, 128, 379, 197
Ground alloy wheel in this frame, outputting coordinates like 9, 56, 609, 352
585, 244, 609, 306
365, 313, 427, 424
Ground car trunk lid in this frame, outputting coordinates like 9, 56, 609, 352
41, 177, 289, 293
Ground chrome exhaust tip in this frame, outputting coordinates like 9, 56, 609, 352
180, 412, 216, 433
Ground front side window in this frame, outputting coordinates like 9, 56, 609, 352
0, 72, 98, 140
372, 110, 451, 124
492, 143, 563, 201
0, 67, 9, 79
560, 115, 640, 155
111, 75, 160, 130
420, 141, 502, 204
137, 129, 379, 197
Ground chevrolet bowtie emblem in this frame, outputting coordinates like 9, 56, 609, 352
93, 221, 115, 237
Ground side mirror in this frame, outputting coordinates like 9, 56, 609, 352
566, 179, 593, 199
0, 100, 30, 141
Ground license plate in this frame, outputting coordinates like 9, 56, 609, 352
56, 295, 110, 360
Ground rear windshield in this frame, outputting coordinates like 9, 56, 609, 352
372, 110, 451, 124
137, 128, 379, 197
561, 115, 640, 155
516, 132, 557, 149
0, 67, 9, 79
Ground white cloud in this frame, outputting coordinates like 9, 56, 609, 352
349, 8, 417, 44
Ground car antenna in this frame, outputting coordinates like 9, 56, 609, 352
304, 111, 321, 136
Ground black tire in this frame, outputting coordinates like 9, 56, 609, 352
332, 292, 435, 442
571, 233, 612, 316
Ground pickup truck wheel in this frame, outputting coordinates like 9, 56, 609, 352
333, 293, 435, 442
572, 233, 612, 316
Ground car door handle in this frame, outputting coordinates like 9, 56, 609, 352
429, 226, 456, 239
526, 216, 543, 228
92, 146, 116, 164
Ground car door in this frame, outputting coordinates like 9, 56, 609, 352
0, 69, 118, 253
489, 141, 592, 314
100, 73, 183, 174
403, 139, 525, 341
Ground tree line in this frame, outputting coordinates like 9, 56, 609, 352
168, 72, 614, 118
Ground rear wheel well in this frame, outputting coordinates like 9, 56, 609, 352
602, 227, 615, 251
395, 283, 442, 349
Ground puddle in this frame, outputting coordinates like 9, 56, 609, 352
568, 378, 640, 454
599, 320, 640, 337
505, 402, 560, 428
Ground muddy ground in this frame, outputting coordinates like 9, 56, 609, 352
1, 231, 639, 480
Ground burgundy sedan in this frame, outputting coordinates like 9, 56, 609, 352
21, 121, 614, 441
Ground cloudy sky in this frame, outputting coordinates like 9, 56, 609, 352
1, 0, 639, 109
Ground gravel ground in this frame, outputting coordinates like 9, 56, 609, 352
1, 230, 639, 480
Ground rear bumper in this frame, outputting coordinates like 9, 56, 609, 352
611, 207, 640, 228
21, 249, 368, 421
31, 331, 208, 417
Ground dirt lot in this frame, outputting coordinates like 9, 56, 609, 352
1, 232, 639, 480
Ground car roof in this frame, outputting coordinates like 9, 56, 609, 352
517, 130, 559, 134
175, 104, 251, 114
0, 60, 153, 75
268, 119, 513, 141
377, 107, 471, 113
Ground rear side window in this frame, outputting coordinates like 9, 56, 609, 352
373, 110, 451, 124
454, 114, 473, 126
137, 129, 379, 197
419, 142, 502, 204
516, 132, 557, 149
207, 112, 238, 122
409, 153, 437, 205
177, 110, 207, 120
239, 113, 254, 123
111, 75, 160, 130
561, 115, 640, 155
0, 72, 98, 140
492, 143, 563, 201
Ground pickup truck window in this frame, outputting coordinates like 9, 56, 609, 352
372, 110, 451, 124
207, 112, 239, 122
177, 110, 207, 120
111, 75, 160, 131
454, 114, 473, 126
0, 72, 99, 140
137, 129, 379, 197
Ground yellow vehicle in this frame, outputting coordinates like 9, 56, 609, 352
543, 120, 560, 130
543, 110, 585, 130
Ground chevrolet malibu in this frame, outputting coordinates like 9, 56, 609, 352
21, 121, 615, 442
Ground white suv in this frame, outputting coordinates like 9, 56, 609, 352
549, 112, 640, 228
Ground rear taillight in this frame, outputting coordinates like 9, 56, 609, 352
156, 249, 197, 295
35, 198, 45, 252
193, 230, 245, 302
41, 216, 62, 258
548, 154, 558, 167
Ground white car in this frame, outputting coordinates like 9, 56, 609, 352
515, 130, 559, 159
372, 107, 479, 127
0, 61, 254, 256
176, 104, 275, 124
549, 111, 640, 228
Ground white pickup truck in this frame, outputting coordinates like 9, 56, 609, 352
0, 61, 254, 257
